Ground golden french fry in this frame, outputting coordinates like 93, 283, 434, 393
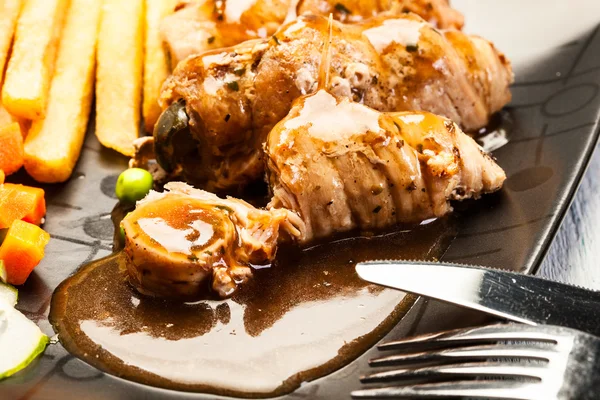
143, 0, 175, 134
23, 0, 101, 183
1, 0, 68, 120
95, 0, 144, 156
0, 0, 23, 86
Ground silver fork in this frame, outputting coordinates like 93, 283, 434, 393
352, 324, 600, 399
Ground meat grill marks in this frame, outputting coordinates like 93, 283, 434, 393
122, 182, 303, 298
161, 0, 464, 66
265, 90, 506, 242
158, 13, 512, 191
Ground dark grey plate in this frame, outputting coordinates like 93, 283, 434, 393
2, 4, 600, 399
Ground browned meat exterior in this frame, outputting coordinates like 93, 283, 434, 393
161, 0, 463, 66
126, 90, 505, 299
265, 90, 506, 242
158, 13, 512, 191
297, 0, 463, 28
161, 0, 289, 67
122, 182, 303, 298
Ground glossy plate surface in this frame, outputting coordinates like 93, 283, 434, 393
2, 1, 600, 398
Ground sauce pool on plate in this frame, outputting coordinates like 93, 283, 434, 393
49, 217, 456, 397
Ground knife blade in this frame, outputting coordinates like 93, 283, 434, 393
356, 260, 600, 337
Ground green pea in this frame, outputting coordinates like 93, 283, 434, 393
119, 212, 132, 242
115, 168, 153, 204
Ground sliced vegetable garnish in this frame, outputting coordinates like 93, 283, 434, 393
0, 302, 48, 380
0, 183, 46, 229
0, 220, 50, 285
0, 280, 17, 306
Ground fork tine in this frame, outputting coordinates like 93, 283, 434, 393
369, 344, 553, 367
379, 325, 558, 353
360, 362, 545, 384
351, 381, 542, 399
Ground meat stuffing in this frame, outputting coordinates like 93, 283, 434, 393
122, 182, 303, 298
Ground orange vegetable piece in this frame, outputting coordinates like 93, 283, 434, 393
0, 122, 24, 175
0, 170, 4, 184
0, 219, 50, 285
0, 183, 46, 228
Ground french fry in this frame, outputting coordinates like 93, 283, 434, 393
1, 0, 68, 120
0, 0, 23, 86
23, 0, 101, 183
96, 0, 144, 156
143, 0, 175, 134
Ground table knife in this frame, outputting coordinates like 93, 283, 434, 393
355, 260, 600, 337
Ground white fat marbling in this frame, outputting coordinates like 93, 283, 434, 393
202, 52, 229, 69
294, 67, 315, 95
203, 76, 223, 95
363, 19, 425, 53
284, 19, 306, 36
284, 90, 382, 141
399, 114, 425, 124
225, 0, 257, 23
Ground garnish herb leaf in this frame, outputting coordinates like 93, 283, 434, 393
335, 3, 351, 14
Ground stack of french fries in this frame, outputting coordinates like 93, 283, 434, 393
0, 0, 175, 183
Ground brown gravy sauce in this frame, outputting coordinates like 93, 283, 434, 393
49, 217, 457, 397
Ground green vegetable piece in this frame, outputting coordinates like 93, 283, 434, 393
153, 99, 190, 173
0, 303, 48, 380
0, 281, 17, 306
226, 81, 239, 91
115, 168, 154, 204
334, 3, 351, 14
0, 261, 6, 284
119, 212, 132, 242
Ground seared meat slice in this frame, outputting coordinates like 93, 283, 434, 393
161, 0, 463, 67
122, 182, 303, 298
157, 13, 512, 191
265, 90, 506, 242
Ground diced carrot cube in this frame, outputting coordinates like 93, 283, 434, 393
0, 220, 50, 285
0, 183, 46, 228
0, 122, 24, 175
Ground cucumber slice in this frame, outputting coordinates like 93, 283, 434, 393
0, 303, 48, 379
0, 282, 17, 307
0, 260, 7, 283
